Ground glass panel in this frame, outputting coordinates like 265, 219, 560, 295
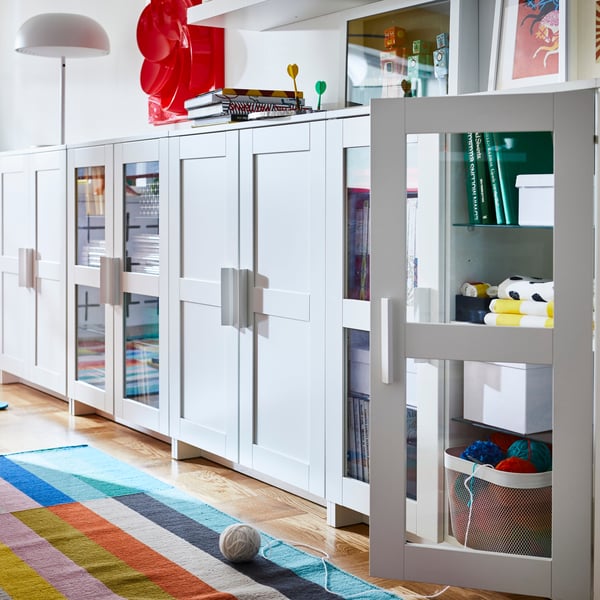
346, 1, 450, 106
124, 161, 160, 274
409, 130, 554, 324
76, 285, 105, 390
446, 359, 552, 558
346, 329, 369, 482
406, 406, 417, 501
124, 292, 159, 408
346, 331, 417, 497
346, 146, 370, 300
76, 166, 106, 266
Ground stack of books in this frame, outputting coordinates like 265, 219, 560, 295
184, 87, 309, 126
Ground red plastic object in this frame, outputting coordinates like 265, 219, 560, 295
140, 54, 177, 95
137, 0, 225, 125
136, 4, 176, 63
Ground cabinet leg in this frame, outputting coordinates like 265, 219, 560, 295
69, 398, 96, 416
172, 439, 202, 460
0, 371, 19, 384
326, 501, 367, 527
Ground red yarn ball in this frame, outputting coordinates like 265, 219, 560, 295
490, 432, 522, 453
495, 456, 537, 473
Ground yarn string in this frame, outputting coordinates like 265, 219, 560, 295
262, 537, 451, 599
463, 463, 494, 550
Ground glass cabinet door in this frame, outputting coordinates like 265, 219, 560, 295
369, 91, 594, 598
114, 141, 168, 434
326, 114, 427, 530
68, 146, 115, 415
346, 1, 451, 105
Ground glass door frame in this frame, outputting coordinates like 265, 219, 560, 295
369, 90, 594, 598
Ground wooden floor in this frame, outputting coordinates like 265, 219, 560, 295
0, 383, 548, 600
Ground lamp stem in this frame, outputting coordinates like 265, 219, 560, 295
60, 56, 66, 145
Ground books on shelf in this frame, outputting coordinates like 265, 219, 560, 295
185, 87, 304, 110
463, 130, 553, 226
347, 188, 370, 301
347, 393, 370, 483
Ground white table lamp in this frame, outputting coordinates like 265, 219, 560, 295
15, 13, 110, 144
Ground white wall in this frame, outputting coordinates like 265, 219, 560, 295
0, 1, 347, 152
2, 0, 151, 150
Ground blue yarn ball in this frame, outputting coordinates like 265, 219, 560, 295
460, 440, 505, 466
507, 439, 552, 472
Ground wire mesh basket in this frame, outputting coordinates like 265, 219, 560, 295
445, 447, 552, 557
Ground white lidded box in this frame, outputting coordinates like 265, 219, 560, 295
463, 361, 552, 434
349, 346, 417, 401
516, 173, 554, 226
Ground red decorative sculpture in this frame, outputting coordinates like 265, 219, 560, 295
136, 0, 224, 124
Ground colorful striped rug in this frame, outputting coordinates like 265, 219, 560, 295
0, 445, 402, 599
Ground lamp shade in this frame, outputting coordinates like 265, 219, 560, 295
15, 13, 110, 58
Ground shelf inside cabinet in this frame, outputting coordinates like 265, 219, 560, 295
187, 0, 381, 30
453, 223, 553, 230
452, 416, 552, 438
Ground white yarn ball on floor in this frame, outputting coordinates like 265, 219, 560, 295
219, 523, 262, 562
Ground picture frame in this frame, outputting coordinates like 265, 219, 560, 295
489, 0, 565, 91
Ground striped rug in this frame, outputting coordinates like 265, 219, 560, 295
0, 445, 402, 599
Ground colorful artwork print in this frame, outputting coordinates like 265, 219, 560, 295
512, 0, 560, 80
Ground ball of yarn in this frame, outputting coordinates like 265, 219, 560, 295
490, 431, 522, 453
460, 440, 505, 466
495, 456, 537, 473
507, 439, 552, 472
219, 523, 262, 562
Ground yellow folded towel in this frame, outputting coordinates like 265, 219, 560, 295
489, 299, 554, 318
484, 313, 554, 328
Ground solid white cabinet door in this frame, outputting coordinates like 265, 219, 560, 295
30, 150, 67, 394
169, 131, 240, 461
0, 149, 66, 395
239, 121, 326, 496
0, 154, 32, 380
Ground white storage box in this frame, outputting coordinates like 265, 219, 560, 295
463, 361, 552, 434
516, 174, 554, 226
349, 349, 417, 401
349, 346, 370, 396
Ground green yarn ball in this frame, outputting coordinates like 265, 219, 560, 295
507, 439, 552, 472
